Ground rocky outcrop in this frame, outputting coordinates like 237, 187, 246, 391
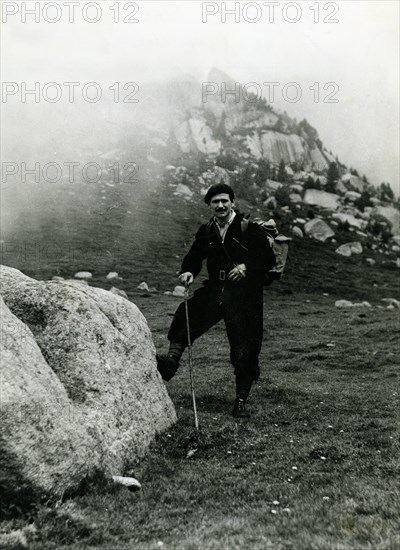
0, 266, 176, 502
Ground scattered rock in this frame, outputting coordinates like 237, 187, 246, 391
344, 191, 361, 202
304, 189, 340, 210
335, 242, 363, 257
304, 219, 335, 242
292, 226, 304, 238
289, 193, 302, 203
172, 286, 186, 298
331, 213, 367, 230
106, 272, 120, 281
381, 298, 400, 309
137, 281, 150, 291
112, 475, 141, 491
52, 276, 64, 281
366, 258, 376, 266
335, 300, 353, 308
74, 271, 92, 279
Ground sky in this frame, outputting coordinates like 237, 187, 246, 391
2, 0, 399, 192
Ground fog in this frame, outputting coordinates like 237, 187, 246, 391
2, 0, 399, 191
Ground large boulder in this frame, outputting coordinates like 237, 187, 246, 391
303, 189, 340, 210
304, 218, 335, 242
374, 206, 400, 235
0, 266, 176, 502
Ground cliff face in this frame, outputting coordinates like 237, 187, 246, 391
154, 69, 332, 171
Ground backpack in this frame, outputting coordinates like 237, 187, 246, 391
243, 217, 291, 285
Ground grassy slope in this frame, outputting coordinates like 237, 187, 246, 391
12, 293, 398, 550
1, 180, 400, 549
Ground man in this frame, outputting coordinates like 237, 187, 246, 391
157, 182, 275, 417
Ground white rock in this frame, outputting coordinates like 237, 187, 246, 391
0, 267, 176, 501
106, 272, 120, 280
74, 271, 92, 279
112, 476, 141, 490
335, 242, 363, 257
381, 298, 400, 309
52, 276, 65, 281
331, 213, 366, 230
289, 193, 302, 203
304, 189, 340, 210
294, 218, 306, 225
375, 206, 400, 235
304, 219, 335, 242
335, 300, 353, 308
391, 245, 400, 253
292, 226, 304, 238
172, 286, 186, 298
366, 258, 376, 266
344, 191, 361, 202
137, 282, 149, 291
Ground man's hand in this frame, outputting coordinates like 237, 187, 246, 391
228, 264, 246, 283
179, 272, 194, 286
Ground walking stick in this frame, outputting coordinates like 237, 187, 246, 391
184, 283, 199, 432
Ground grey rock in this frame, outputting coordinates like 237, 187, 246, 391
0, 266, 176, 501
304, 219, 335, 242
74, 271, 92, 279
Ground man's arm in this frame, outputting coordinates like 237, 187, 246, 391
179, 225, 208, 280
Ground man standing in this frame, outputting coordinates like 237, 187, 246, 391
157, 183, 275, 417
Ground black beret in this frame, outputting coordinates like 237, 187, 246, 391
204, 183, 235, 205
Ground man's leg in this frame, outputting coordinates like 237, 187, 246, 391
157, 285, 224, 380
224, 284, 264, 416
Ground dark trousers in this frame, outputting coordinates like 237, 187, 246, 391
168, 282, 264, 380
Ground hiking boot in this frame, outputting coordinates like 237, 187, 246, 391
156, 354, 179, 381
231, 398, 250, 418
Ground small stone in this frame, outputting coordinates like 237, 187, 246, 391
271, 509, 278, 514
172, 285, 186, 297
112, 476, 141, 490
106, 272, 120, 280
292, 466, 298, 471
328, 425, 333, 429
137, 281, 149, 291
74, 271, 92, 279
283, 508, 291, 513
273, 500, 280, 505
186, 449, 198, 459
335, 299, 353, 308
320, 456, 327, 460
323, 496, 330, 501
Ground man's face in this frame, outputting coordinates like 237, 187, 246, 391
209, 193, 234, 222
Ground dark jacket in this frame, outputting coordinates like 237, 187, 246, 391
180, 212, 275, 285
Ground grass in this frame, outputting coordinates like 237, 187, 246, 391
1, 172, 399, 548
2, 292, 399, 550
